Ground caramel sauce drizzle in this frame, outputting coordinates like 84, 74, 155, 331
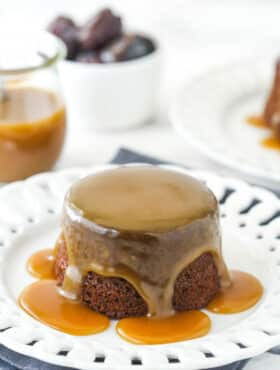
246, 115, 268, 129
116, 270, 263, 344
21, 248, 110, 336
261, 136, 280, 151
246, 115, 280, 151
61, 167, 231, 318
22, 248, 264, 344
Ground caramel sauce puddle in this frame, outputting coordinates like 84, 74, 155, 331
19, 280, 109, 335
21, 249, 109, 335
261, 136, 280, 151
246, 115, 280, 151
117, 311, 210, 344
27, 248, 55, 279
246, 115, 268, 128
21, 249, 264, 343
116, 271, 263, 344
207, 270, 263, 314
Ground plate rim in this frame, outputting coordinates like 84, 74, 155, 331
0, 164, 279, 369
169, 59, 280, 187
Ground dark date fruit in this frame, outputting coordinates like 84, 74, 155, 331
79, 8, 122, 50
75, 51, 101, 63
99, 34, 155, 63
60, 29, 79, 60
48, 16, 76, 36
47, 16, 79, 60
47, 10, 156, 63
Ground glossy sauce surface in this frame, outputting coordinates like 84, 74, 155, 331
207, 270, 263, 314
62, 166, 230, 317
18, 165, 263, 342
68, 166, 218, 231
0, 87, 66, 181
19, 280, 110, 335
27, 248, 55, 279
116, 310, 210, 344
21, 250, 264, 342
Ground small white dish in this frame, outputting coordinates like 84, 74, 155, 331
0, 164, 279, 369
169, 58, 280, 191
58, 44, 161, 131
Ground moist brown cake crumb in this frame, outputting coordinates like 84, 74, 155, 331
55, 238, 220, 319
82, 272, 148, 319
173, 253, 220, 311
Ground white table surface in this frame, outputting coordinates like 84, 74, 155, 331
1, 1, 280, 368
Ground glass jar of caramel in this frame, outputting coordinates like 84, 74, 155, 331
0, 31, 67, 182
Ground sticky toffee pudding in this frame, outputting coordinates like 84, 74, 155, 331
246, 60, 280, 151
19, 166, 263, 343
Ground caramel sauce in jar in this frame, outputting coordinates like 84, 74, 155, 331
27, 248, 56, 280
0, 87, 66, 182
116, 311, 210, 344
18, 280, 110, 335
207, 270, 263, 314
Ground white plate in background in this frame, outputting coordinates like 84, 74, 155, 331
170, 59, 280, 191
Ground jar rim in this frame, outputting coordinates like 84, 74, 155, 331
0, 31, 66, 75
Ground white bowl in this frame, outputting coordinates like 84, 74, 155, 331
58, 47, 161, 131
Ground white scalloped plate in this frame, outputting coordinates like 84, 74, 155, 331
0, 165, 280, 370
169, 58, 280, 191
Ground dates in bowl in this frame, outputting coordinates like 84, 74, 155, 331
48, 8, 156, 63
48, 8, 161, 131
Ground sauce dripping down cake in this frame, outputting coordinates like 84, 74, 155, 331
55, 166, 231, 319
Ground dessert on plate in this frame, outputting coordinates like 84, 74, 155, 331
247, 59, 280, 150
19, 165, 263, 344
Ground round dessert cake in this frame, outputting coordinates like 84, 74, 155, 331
55, 165, 230, 319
